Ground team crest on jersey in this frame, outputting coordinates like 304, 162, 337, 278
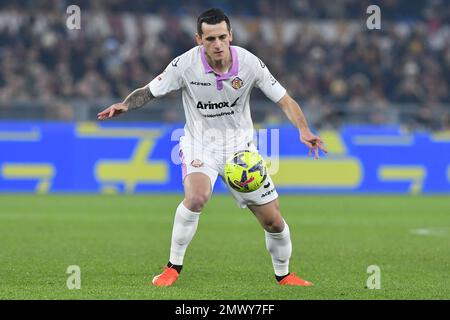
231, 77, 243, 90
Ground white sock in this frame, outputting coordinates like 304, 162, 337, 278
169, 202, 200, 265
265, 220, 292, 277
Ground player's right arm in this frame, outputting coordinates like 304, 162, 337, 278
97, 87, 154, 120
97, 54, 185, 121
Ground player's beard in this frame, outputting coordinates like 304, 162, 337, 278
211, 48, 230, 67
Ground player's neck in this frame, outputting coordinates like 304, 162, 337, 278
206, 48, 232, 75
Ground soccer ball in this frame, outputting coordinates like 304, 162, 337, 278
224, 150, 267, 193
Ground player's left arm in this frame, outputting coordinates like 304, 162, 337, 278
277, 93, 327, 159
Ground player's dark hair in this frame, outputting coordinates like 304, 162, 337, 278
197, 8, 231, 36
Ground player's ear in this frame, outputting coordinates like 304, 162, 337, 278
229, 28, 233, 43
195, 33, 202, 45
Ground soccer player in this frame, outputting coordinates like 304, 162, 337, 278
98, 8, 327, 286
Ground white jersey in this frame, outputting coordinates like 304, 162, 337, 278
148, 45, 286, 153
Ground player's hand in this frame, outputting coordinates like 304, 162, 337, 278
300, 130, 327, 159
97, 103, 128, 121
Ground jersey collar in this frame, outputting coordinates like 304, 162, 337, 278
201, 46, 239, 90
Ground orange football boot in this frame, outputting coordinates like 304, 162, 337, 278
152, 267, 179, 287
278, 273, 313, 286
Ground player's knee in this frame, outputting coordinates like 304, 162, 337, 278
185, 192, 210, 212
264, 219, 284, 233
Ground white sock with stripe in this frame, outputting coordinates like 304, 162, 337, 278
169, 202, 200, 265
265, 220, 292, 277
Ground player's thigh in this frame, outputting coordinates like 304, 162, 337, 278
248, 198, 285, 233
179, 139, 219, 209
183, 172, 213, 202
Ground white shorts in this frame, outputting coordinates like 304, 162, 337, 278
179, 136, 278, 209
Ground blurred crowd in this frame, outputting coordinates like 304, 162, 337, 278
2, 0, 448, 20
0, 0, 449, 129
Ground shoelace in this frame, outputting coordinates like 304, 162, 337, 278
285, 272, 296, 280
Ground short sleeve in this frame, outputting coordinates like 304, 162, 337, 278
254, 57, 286, 103
148, 56, 184, 97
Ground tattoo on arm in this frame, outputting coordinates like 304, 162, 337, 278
123, 86, 154, 111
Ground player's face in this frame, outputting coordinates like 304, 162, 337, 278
196, 21, 232, 62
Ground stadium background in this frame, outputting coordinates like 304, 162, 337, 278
1, 0, 449, 193
0, 0, 449, 300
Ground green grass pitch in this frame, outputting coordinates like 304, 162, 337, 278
0, 194, 449, 300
